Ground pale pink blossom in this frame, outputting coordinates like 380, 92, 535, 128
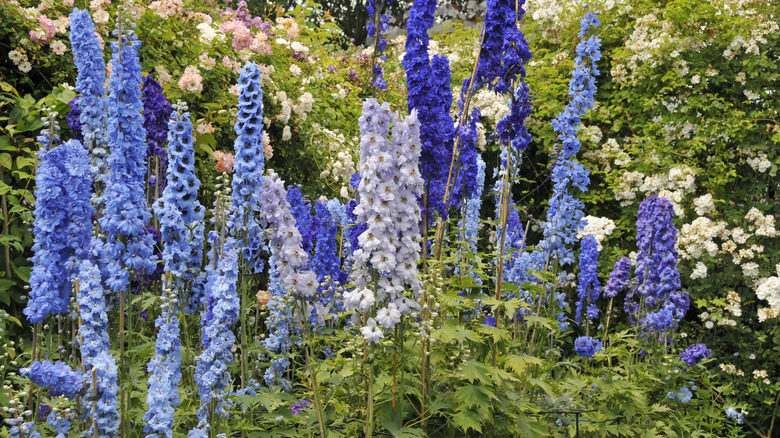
263, 133, 273, 160
195, 122, 214, 135
199, 52, 216, 70
93, 9, 109, 24
178, 66, 203, 93
154, 65, 173, 85
289, 64, 301, 77
249, 35, 271, 55
213, 151, 235, 174
228, 84, 240, 96
30, 15, 56, 44
63, 0, 75, 7
50, 40, 68, 55
53, 16, 69, 34
149, 0, 183, 19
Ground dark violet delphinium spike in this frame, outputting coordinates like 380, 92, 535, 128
19, 360, 84, 400
367, 0, 392, 90
77, 259, 120, 437
231, 62, 266, 272
193, 239, 239, 425
25, 139, 94, 323
286, 186, 315, 255
574, 335, 602, 358
575, 234, 601, 325
153, 105, 205, 284
404, 0, 456, 219
626, 195, 688, 335
345, 100, 424, 336
312, 200, 347, 309
69, 8, 109, 188
680, 343, 712, 367
66, 97, 83, 141
141, 75, 173, 200
98, 25, 157, 290
143, 291, 182, 437
604, 256, 631, 298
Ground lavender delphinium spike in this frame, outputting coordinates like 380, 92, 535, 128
345, 100, 424, 337
366, 0, 392, 90
25, 139, 94, 323
69, 8, 109, 189
98, 24, 157, 291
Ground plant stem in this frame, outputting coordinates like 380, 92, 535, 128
119, 287, 126, 438
298, 308, 326, 438
602, 297, 614, 346
392, 325, 398, 409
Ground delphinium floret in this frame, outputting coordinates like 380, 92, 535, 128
680, 343, 712, 367
574, 335, 602, 358
19, 360, 84, 399
25, 139, 94, 323
604, 256, 631, 297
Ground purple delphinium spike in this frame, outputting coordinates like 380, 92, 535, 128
141, 75, 173, 201
604, 256, 631, 298
575, 234, 601, 325
25, 139, 94, 323
366, 0, 392, 90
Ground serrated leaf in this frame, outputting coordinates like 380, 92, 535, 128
504, 354, 544, 375
452, 408, 483, 433
477, 324, 511, 343
455, 384, 497, 408
459, 360, 493, 384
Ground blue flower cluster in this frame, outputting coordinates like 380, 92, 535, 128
25, 139, 94, 323
194, 240, 239, 420
574, 336, 602, 358
680, 343, 712, 367
540, 10, 601, 268
603, 256, 631, 298
676, 386, 693, 403
141, 75, 173, 198
286, 186, 314, 255
46, 410, 72, 438
366, 0, 392, 90
346, 101, 425, 337
77, 259, 120, 436
99, 26, 156, 290
66, 97, 83, 141
143, 295, 182, 437
312, 200, 347, 310
725, 406, 745, 424
263, 253, 292, 391
627, 195, 688, 334
575, 234, 601, 325
20, 360, 83, 399
403, 0, 457, 218
68, 8, 109, 185
456, 155, 485, 284
153, 107, 205, 284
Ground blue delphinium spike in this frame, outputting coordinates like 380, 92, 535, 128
25, 139, 94, 323
68, 8, 109, 189
575, 234, 601, 324
98, 25, 156, 290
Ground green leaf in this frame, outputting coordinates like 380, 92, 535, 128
504, 354, 544, 375
455, 384, 497, 408
452, 408, 483, 433
459, 360, 493, 384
